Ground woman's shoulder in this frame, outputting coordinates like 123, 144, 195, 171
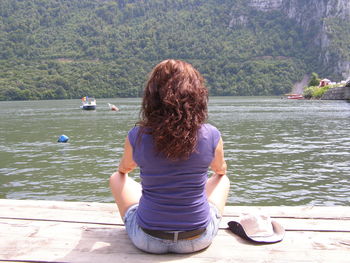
128, 125, 139, 135
201, 123, 220, 133
127, 126, 141, 146
201, 123, 221, 146
127, 125, 152, 145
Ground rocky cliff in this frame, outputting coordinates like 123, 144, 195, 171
321, 86, 350, 100
282, 0, 350, 79
230, 0, 350, 79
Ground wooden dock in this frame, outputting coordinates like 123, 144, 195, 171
0, 199, 349, 263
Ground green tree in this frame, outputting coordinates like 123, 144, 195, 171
308, 72, 320, 87
0, 0, 345, 100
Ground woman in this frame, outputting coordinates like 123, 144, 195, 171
110, 59, 230, 254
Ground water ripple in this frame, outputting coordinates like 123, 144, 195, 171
1, 97, 349, 205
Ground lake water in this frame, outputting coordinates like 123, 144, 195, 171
0, 97, 349, 206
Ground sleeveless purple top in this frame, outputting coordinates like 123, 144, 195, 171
128, 123, 221, 231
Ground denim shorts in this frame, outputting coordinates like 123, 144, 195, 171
123, 203, 222, 254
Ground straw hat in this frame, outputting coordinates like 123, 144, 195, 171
228, 213, 285, 244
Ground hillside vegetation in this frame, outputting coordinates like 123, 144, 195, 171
0, 0, 335, 100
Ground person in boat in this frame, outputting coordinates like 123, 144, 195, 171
109, 59, 230, 254
109, 103, 119, 111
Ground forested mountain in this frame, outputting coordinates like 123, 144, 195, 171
1, 0, 349, 100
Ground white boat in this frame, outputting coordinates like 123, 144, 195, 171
81, 97, 96, 110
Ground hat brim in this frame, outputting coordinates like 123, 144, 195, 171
227, 220, 285, 244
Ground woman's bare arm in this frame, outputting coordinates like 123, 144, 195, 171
118, 137, 137, 175
210, 137, 227, 175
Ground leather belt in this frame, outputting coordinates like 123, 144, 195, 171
141, 227, 206, 241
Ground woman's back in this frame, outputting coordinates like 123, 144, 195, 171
129, 124, 221, 231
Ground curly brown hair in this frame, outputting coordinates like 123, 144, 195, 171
138, 59, 208, 160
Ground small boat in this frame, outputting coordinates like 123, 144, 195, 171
108, 103, 119, 111
286, 94, 304, 100
81, 97, 96, 110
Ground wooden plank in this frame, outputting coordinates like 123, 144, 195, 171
1, 213, 349, 233
223, 206, 350, 219
0, 219, 349, 263
0, 206, 121, 225
1, 200, 349, 232
0, 199, 116, 212
0, 199, 122, 226
220, 217, 350, 232
2, 199, 350, 219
